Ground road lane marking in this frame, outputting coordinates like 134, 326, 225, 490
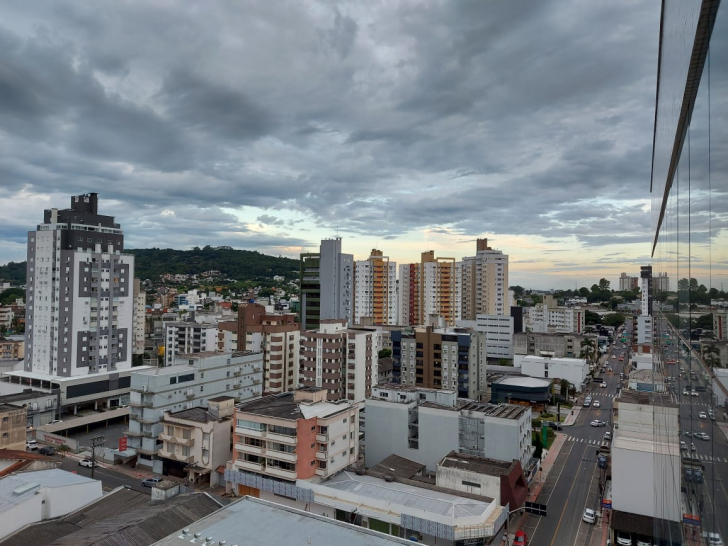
549, 443, 588, 546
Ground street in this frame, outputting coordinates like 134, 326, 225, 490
57, 455, 150, 493
523, 327, 630, 546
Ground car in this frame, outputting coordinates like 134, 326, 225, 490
683, 389, 690, 396
38, 446, 56, 455
78, 458, 98, 468
700, 411, 708, 419
593, 400, 601, 408
636, 537, 653, 546
619, 356, 624, 361
612, 355, 617, 359
691, 443, 697, 451
26, 440, 38, 451
547, 422, 562, 430
616, 531, 633, 545
706, 532, 724, 546
600, 382, 607, 388
591, 420, 606, 427
141, 477, 163, 487
681, 441, 688, 450
685, 430, 692, 437
692, 391, 699, 397
582, 508, 596, 524
604, 431, 612, 441
513, 530, 528, 545
583, 399, 591, 407
696, 432, 710, 440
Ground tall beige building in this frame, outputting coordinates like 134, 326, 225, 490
458, 239, 509, 320
354, 249, 397, 325
399, 251, 456, 327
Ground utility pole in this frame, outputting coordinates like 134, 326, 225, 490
90, 435, 105, 480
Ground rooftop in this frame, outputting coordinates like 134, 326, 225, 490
132, 364, 196, 377
165, 407, 218, 424
491, 376, 552, 389
0, 469, 94, 517
153, 496, 412, 546
0, 390, 51, 404
237, 392, 353, 421
319, 471, 494, 518
3, 367, 156, 383
374, 383, 458, 395
438, 451, 517, 476
615, 390, 678, 408
208, 395, 235, 402
3, 490, 223, 546
370, 454, 426, 479
460, 402, 528, 420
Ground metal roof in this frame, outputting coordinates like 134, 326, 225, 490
0, 469, 94, 516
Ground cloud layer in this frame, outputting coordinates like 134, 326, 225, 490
0, 1, 668, 286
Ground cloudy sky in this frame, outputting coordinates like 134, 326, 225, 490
0, 1, 665, 289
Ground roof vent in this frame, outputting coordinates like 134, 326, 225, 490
384, 473, 396, 482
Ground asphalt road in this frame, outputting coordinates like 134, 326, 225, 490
58, 456, 150, 493
526, 330, 630, 546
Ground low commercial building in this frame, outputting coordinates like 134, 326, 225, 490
513, 332, 586, 358
611, 392, 681, 535
365, 384, 532, 472
489, 375, 552, 408
0, 469, 103, 541
436, 450, 528, 509
158, 396, 235, 486
153, 496, 413, 546
0, 389, 59, 430
229, 388, 358, 487
127, 351, 262, 473
520, 354, 588, 392
0, 404, 26, 451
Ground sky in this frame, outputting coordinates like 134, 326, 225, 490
0, 1, 665, 290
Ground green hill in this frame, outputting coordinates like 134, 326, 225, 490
0, 246, 300, 284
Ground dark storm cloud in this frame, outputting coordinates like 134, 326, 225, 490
0, 0, 665, 264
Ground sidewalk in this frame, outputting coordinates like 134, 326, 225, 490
527, 431, 567, 503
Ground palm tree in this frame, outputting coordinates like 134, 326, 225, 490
580, 338, 597, 368
560, 379, 571, 403
702, 344, 721, 374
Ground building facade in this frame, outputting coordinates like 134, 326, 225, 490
127, 351, 263, 472
364, 385, 532, 472
299, 320, 377, 403
525, 295, 585, 334
513, 332, 586, 358
0, 404, 27, 451
618, 273, 639, 292
398, 251, 456, 327
519, 355, 588, 392
458, 239, 509, 320
299, 238, 353, 330
235, 303, 300, 395
25, 193, 134, 378
230, 388, 359, 484
457, 314, 515, 360
164, 322, 218, 366
132, 278, 146, 356
354, 249, 397, 325
391, 327, 487, 399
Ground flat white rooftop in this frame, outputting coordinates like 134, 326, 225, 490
3, 367, 156, 383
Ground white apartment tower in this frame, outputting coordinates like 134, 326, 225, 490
354, 249, 397, 325
25, 193, 135, 377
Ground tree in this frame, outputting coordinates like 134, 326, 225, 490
560, 379, 571, 403
580, 338, 598, 366
599, 278, 611, 291
578, 287, 590, 297
509, 285, 525, 299
601, 313, 626, 328
532, 433, 543, 459
0, 288, 24, 305
378, 348, 392, 359
703, 344, 721, 370
56, 444, 70, 458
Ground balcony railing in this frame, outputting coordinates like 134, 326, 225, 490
158, 432, 195, 446
315, 433, 328, 443
158, 449, 194, 463
266, 466, 297, 480
266, 431, 298, 445
315, 450, 328, 461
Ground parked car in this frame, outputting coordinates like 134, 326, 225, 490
684, 430, 692, 437
683, 389, 690, 396
78, 458, 98, 468
38, 446, 56, 456
26, 440, 38, 451
706, 532, 724, 546
604, 431, 612, 441
616, 531, 633, 545
691, 391, 699, 397
590, 420, 607, 427
681, 441, 688, 451
513, 530, 528, 545
582, 508, 596, 524
636, 536, 653, 546
141, 477, 163, 487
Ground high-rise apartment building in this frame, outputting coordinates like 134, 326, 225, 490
235, 303, 301, 395
299, 320, 377, 403
132, 278, 146, 356
652, 272, 670, 294
299, 238, 353, 329
353, 249, 397, 325
164, 322, 218, 366
398, 251, 456, 327
25, 193, 134, 377
618, 272, 639, 292
458, 239, 509, 320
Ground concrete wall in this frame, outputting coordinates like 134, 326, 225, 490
43, 481, 102, 519
0, 493, 43, 541
436, 465, 502, 503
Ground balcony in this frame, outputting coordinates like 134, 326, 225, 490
136, 446, 159, 456
315, 468, 328, 477
235, 442, 265, 456
125, 429, 143, 438
235, 427, 265, 438
267, 431, 297, 445
315, 450, 328, 461
129, 400, 153, 408
158, 449, 194, 463
235, 459, 264, 473
266, 466, 298, 480
267, 450, 297, 463
316, 433, 328, 443
158, 432, 195, 446
233, 381, 242, 389
185, 393, 195, 399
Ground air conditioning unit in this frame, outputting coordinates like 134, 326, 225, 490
142, 385, 147, 392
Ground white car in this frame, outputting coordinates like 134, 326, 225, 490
26, 440, 39, 451
700, 411, 708, 419
695, 432, 710, 441
593, 400, 601, 408
582, 508, 596, 524
611, 355, 617, 359
604, 431, 612, 441
706, 532, 724, 546
691, 391, 699, 397
681, 441, 688, 450
78, 458, 98, 468
636, 538, 652, 546
600, 382, 607, 388
683, 389, 690, 396
616, 531, 633, 546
